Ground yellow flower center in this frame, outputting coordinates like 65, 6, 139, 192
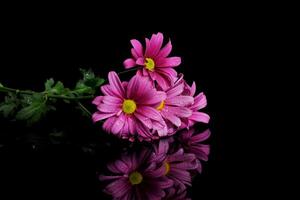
122, 99, 137, 114
129, 171, 143, 185
164, 162, 171, 175
144, 58, 155, 71
156, 100, 165, 111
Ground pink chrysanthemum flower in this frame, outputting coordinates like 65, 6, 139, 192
123, 32, 181, 90
92, 71, 167, 141
178, 129, 211, 173
155, 74, 194, 135
99, 150, 173, 200
180, 81, 210, 128
151, 140, 198, 187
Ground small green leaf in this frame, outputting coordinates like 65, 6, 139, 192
85, 77, 105, 88
77, 68, 105, 95
16, 102, 47, 124
96, 78, 105, 87
0, 82, 3, 87
21, 94, 33, 105
80, 68, 95, 80
75, 81, 85, 89
74, 81, 93, 95
51, 81, 64, 94
0, 93, 19, 117
16, 93, 51, 125
0, 104, 16, 117
44, 79, 66, 95
32, 93, 44, 101
45, 78, 55, 91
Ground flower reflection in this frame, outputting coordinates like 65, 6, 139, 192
178, 129, 211, 173
99, 149, 173, 199
151, 139, 198, 187
163, 184, 191, 200
99, 128, 210, 200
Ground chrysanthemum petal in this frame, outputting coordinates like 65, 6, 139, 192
92, 96, 103, 105
123, 58, 136, 69
102, 96, 123, 105
151, 32, 164, 57
130, 39, 143, 57
136, 122, 153, 139
153, 122, 168, 137
191, 92, 207, 110
101, 85, 115, 96
144, 38, 151, 57
165, 82, 184, 98
189, 112, 210, 123
137, 106, 163, 121
134, 112, 153, 129
156, 68, 178, 82
97, 103, 121, 113
162, 111, 181, 127
92, 112, 116, 122
190, 81, 196, 96
155, 72, 172, 90
157, 57, 181, 67
157, 40, 172, 58
111, 114, 126, 134
167, 107, 193, 118
103, 116, 117, 133
127, 75, 151, 100
131, 48, 139, 59
166, 96, 194, 107
108, 71, 125, 98
127, 116, 136, 135
136, 57, 145, 66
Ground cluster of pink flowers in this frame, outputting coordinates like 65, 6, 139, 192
92, 32, 210, 141
99, 129, 210, 200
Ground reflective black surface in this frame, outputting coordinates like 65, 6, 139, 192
0, 10, 277, 198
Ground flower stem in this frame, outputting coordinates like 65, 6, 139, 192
77, 102, 92, 117
0, 86, 93, 100
117, 67, 140, 75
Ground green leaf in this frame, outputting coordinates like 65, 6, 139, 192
77, 68, 105, 94
32, 93, 44, 101
0, 82, 3, 87
74, 81, 93, 95
0, 104, 16, 117
16, 93, 51, 125
21, 94, 33, 105
0, 93, 19, 117
16, 102, 47, 124
52, 81, 64, 94
44, 79, 66, 95
45, 78, 55, 91
96, 78, 105, 86
80, 68, 95, 80
85, 77, 105, 88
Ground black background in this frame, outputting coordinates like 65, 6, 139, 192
0, 5, 290, 199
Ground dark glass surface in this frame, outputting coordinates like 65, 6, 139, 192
0, 12, 276, 198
